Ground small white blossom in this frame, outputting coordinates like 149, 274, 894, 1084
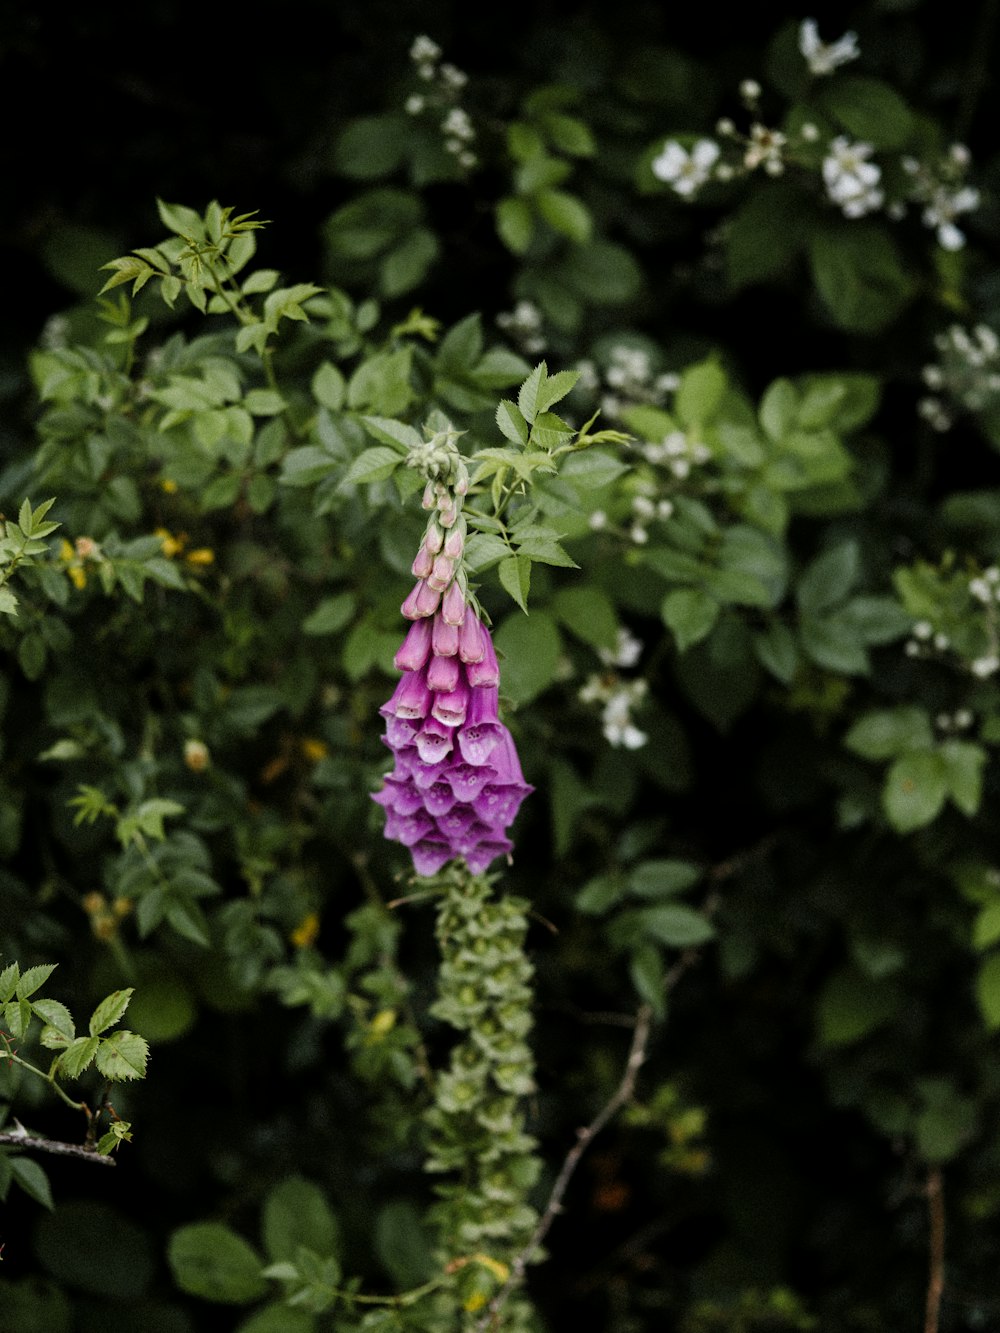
922, 184, 980, 251
913, 621, 933, 640
440, 63, 467, 89
405, 94, 425, 116
823, 137, 883, 217
630, 524, 649, 545
955, 709, 974, 729
969, 577, 992, 603
442, 107, 474, 141
588, 510, 608, 531
744, 124, 786, 171
934, 632, 951, 650
739, 79, 761, 102
410, 35, 441, 64
657, 499, 675, 520
799, 19, 860, 76
632, 495, 656, 521
652, 139, 721, 197
800, 121, 820, 142
600, 681, 649, 749
599, 627, 644, 669
971, 654, 1000, 678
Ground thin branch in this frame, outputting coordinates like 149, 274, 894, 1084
0, 1128, 116, 1166
924, 1167, 945, 1333
476, 1002, 653, 1331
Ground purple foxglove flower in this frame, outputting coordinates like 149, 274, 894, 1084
382, 714, 420, 750
474, 780, 532, 829
438, 497, 458, 528
411, 837, 453, 876
414, 716, 455, 765
432, 612, 460, 658
421, 482, 436, 510
423, 779, 458, 817
441, 579, 466, 626
457, 687, 504, 764
458, 613, 486, 664
464, 837, 513, 875
381, 669, 430, 721
435, 803, 483, 845
445, 761, 495, 802
370, 775, 424, 816
415, 579, 441, 616
431, 680, 470, 728
394, 617, 432, 672
465, 628, 499, 687
411, 540, 434, 579
384, 806, 435, 847
411, 756, 452, 790
427, 652, 461, 693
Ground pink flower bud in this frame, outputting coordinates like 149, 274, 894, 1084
427, 652, 461, 692
443, 522, 465, 560
466, 626, 499, 687
458, 612, 485, 663
432, 612, 460, 657
415, 578, 442, 616
425, 520, 445, 554
411, 540, 434, 579
421, 482, 436, 510
441, 579, 467, 626
394, 617, 432, 672
428, 553, 455, 592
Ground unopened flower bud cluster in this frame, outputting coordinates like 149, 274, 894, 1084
405, 35, 477, 169
918, 323, 1000, 433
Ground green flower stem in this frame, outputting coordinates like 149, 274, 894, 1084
1, 1042, 89, 1114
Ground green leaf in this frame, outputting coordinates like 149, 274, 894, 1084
340, 447, 402, 487
753, 621, 799, 683
494, 610, 562, 704
882, 750, 949, 833
94, 1029, 150, 1080
635, 903, 715, 948
89, 988, 133, 1037
940, 740, 986, 816
33, 999, 75, 1046
262, 1176, 340, 1263
10, 1156, 54, 1210
629, 945, 667, 1018
15, 964, 56, 1000
169, 1223, 268, 1304
628, 859, 701, 898
550, 585, 618, 650
973, 902, 1000, 952
303, 593, 355, 636
58, 1035, 100, 1078
797, 540, 859, 615
496, 197, 535, 255
575, 873, 626, 914
914, 1080, 978, 1163
809, 224, 914, 334
496, 399, 529, 445
517, 363, 547, 424
817, 967, 900, 1045
662, 587, 719, 652
311, 361, 346, 411
820, 75, 915, 150
536, 189, 592, 243
675, 359, 726, 428
498, 554, 532, 612
844, 708, 934, 760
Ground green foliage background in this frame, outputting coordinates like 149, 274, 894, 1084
2, 2, 1000, 1329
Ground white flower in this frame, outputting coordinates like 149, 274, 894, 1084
599, 627, 644, 669
601, 682, 649, 749
922, 185, 980, 251
969, 577, 992, 603
739, 79, 761, 102
652, 139, 720, 197
410, 35, 441, 64
823, 137, 883, 217
588, 510, 608, 531
971, 654, 1000, 678
744, 124, 786, 171
405, 94, 425, 116
442, 107, 474, 141
799, 19, 860, 76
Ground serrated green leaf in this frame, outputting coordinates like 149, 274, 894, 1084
95, 1029, 149, 1081
517, 363, 547, 424
10, 1155, 53, 1210
496, 399, 529, 445
16, 964, 56, 1000
498, 555, 531, 612
341, 447, 402, 486
89, 988, 134, 1037
33, 998, 75, 1045
59, 1034, 100, 1078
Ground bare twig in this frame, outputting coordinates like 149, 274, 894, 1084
0, 1126, 116, 1166
924, 1167, 945, 1333
476, 1002, 653, 1330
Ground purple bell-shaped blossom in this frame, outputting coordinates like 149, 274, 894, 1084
372, 538, 531, 875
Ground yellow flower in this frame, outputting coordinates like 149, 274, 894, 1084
184, 739, 211, 772
185, 548, 215, 567
155, 528, 183, 559
300, 737, 329, 763
161, 478, 178, 494
290, 911, 320, 949
68, 565, 87, 590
